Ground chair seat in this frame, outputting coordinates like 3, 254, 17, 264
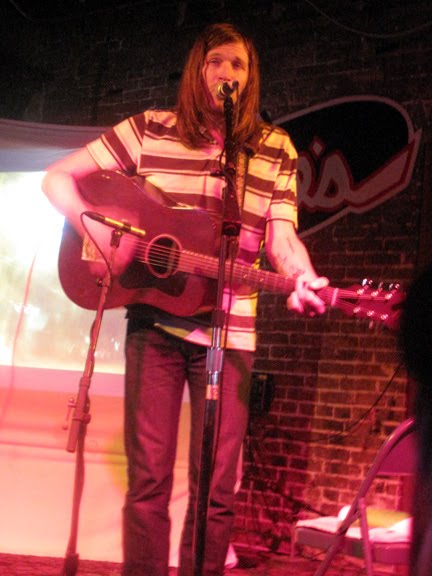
295, 513, 412, 565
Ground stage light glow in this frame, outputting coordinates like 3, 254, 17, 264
0, 172, 126, 376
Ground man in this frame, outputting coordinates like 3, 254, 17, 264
42, 22, 327, 576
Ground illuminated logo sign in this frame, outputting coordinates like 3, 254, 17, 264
276, 96, 422, 237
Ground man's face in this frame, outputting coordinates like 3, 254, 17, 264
202, 41, 250, 113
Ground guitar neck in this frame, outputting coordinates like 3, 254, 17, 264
176, 249, 401, 330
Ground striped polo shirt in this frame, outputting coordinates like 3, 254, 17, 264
86, 109, 298, 351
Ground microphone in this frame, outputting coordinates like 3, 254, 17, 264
216, 81, 239, 100
83, 211, 146, 238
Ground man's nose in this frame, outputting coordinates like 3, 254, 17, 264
219, 62, 233, 80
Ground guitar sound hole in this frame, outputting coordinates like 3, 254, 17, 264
147, 235, 180, 278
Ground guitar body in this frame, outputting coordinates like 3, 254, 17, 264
58, 170, 220, 315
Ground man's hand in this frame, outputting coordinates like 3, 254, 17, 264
265, 220, 329, 317
287, 276, 329, 316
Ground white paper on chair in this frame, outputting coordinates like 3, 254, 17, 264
338, 505, 412, 543
368, 519, 412, 543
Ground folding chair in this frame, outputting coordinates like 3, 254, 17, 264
291, 418, 415, 576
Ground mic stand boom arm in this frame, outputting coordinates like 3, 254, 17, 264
193, 94, 241, 576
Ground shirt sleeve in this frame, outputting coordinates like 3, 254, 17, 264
267, 132, 298, 228
86, 112, 146, 175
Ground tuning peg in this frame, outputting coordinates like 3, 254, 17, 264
388, 282, 401, 292
360, 278, 375, 293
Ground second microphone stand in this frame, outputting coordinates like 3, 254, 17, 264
60, 226, 124, 576
193, 94, 241, 576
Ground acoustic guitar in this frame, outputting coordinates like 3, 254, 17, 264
58, 170, 404, 329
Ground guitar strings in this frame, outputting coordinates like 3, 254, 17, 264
112, 235, 400, 320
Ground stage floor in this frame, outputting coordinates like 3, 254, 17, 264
0, 550, 396, 576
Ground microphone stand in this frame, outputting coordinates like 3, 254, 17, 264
193, 93, 241, 576
61, 228, 123, 576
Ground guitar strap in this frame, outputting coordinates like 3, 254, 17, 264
235, 149, 249, 214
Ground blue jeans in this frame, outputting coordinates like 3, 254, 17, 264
122, 327, 253, 576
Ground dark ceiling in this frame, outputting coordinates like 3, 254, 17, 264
2, 0, 296, 35
5, 0, 176, 22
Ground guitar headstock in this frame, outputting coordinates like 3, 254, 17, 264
335, 279, 405, 331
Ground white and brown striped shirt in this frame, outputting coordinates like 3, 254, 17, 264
87, 109, 298, 351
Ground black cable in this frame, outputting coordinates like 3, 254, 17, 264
314, 361, 405, 445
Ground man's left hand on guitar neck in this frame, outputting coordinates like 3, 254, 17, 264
265, 219, 329, 317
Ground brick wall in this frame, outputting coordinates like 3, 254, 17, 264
240, 196, 418, 549
2, 0, 432, 553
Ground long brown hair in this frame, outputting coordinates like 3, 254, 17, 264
176, 23, 262, 150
